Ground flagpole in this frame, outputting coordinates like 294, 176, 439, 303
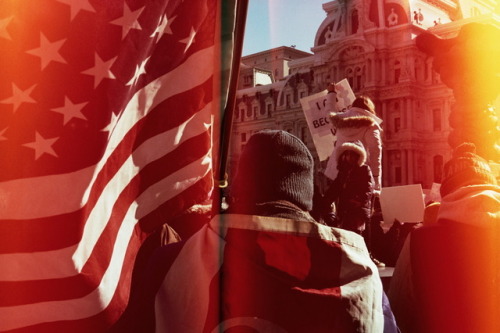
214, 0, 249, 213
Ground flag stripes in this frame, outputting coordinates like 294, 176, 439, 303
0, 0, 223, 331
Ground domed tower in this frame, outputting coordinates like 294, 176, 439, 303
307, 0, 498, 188
231, 0, 499, 190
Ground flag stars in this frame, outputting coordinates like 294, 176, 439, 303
180, 28, 196, 52
51, 97, 88, 125
151, 14, 176, 44
26, 33, 67, 70
110, 4, 145, 39
56, 0, 95, 20
23, 132, 58, 160
0, 83, 36, 112
0, 16, 13, 40
82, 54, 117, 88
101, 112, 120, 139
126, 56, 150, 86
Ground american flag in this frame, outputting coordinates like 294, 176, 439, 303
0, 0, 228, 331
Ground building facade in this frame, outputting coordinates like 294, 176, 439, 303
229, 0, 499, 191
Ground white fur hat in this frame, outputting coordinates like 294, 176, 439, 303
335, 140, 367, 166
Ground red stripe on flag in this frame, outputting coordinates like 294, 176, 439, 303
0, 0, 222, 330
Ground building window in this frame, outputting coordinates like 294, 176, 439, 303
246, 107, 252, 118
394, 117, 401, 133
415, 59, 424, 82
286, 94, 291, 107
253, 105, 258, 117
433, 108, 441, 131
240, 108, 245, 121
394, 60, 401, 84
354, 67, 362, 91
346, 68, 354, 89
395, 167, 402, 183
301, 127, 308, 143
260, 105, 266, 115
351, 10, 359, 34
433, 155, 443, 182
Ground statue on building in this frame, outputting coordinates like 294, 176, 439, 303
416, 23, 500, 162
387, 8, 398, 26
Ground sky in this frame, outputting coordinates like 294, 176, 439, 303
242, 0, 329, 56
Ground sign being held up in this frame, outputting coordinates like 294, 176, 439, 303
379, 184, 426, 231
300, 79, 355, 161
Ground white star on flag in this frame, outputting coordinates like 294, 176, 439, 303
0, 83, 36, 112
25, 33, 67, 70
81, 53, 117, 88
101, 112, 120, 140
150, 14, 176, 44
110, 4, 145, 39
51, 96, 88, 125
23, 132, 59, 160
56, 0, 95, 20
180, 27, 196, 52
126, 56, 150, 86
0, 16, 13, 40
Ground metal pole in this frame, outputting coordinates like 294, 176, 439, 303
213, 0, 249, 214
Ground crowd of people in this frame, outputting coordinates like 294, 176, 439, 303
113, 90, 500, 332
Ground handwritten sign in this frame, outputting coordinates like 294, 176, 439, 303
300, 79, 355, 161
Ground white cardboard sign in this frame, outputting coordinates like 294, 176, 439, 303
379, 184, 426, 229
300, 79, 355, 161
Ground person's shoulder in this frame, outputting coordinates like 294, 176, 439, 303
331, 113, 376, 129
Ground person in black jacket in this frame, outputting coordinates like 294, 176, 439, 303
323, 140, 374, 235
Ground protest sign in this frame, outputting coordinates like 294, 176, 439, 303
379, 184, 426, 230
300, 79, 355, 161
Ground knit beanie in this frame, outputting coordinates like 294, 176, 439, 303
335, 140, 367, 167
440, 143, 497, 197
231, 130, 314, 211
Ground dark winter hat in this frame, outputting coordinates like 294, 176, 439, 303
335, 140, 367, 166
440, 143, 497, 197
231, 130, 314, 211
